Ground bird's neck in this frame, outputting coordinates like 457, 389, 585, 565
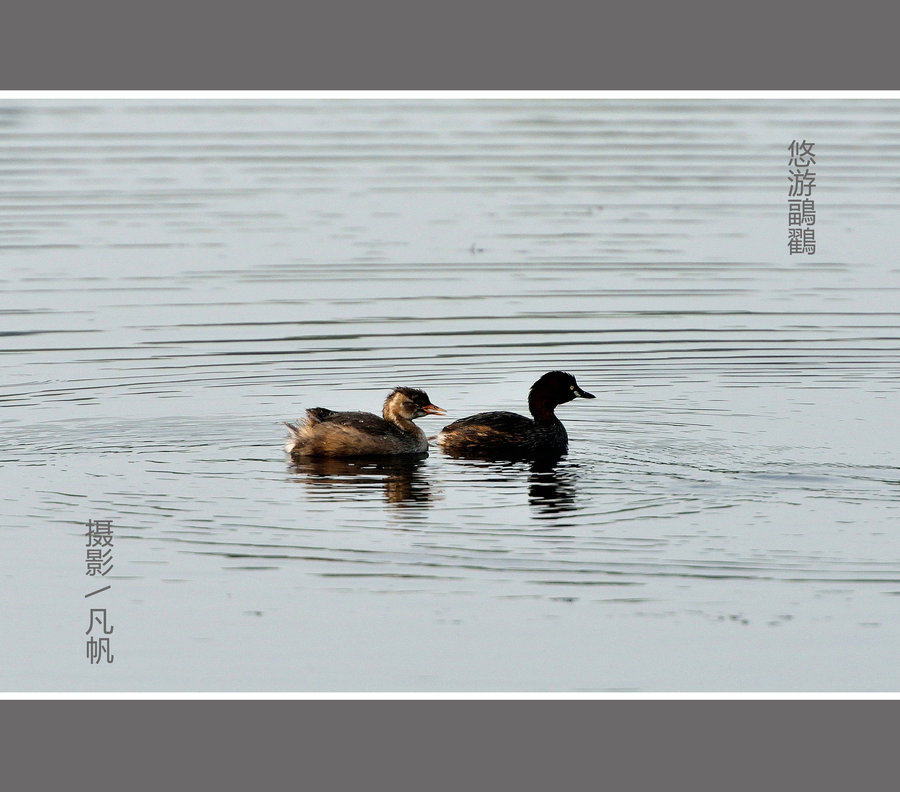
384, 406, 419, 435
528, 392, 559, 425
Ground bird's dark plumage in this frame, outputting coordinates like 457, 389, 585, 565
436, 371, 594, 460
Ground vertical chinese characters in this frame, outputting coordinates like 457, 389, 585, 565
85, 518, 115, 664
788, 140, 816, 254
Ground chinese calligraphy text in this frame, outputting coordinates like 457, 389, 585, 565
788, 140, 816, 254
85, 518, 115, 664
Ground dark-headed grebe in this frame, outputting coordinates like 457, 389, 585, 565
284, 387, 445, 457
435, 371, 594, 459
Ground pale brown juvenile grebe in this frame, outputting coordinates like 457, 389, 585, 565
435, 371, 594, 459
284, 387, 445, 457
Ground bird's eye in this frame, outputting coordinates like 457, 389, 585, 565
570, 384, 575, 390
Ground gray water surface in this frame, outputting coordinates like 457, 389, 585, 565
1, 99, 898, 691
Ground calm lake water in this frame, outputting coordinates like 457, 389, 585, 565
1, 98, 898, 691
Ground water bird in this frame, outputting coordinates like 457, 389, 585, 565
435, 371, 594, 459
284, 387, 445, 457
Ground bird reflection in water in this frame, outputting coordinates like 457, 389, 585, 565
288, 453, 433, 506
527, 455, 579, 516
441, 448, 580, 516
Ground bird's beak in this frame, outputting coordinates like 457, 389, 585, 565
574, 386, 595, 399
422, 404, 447, 416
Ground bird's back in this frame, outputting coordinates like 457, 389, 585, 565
286, 408, 425, 457
437, 410, 567, 457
